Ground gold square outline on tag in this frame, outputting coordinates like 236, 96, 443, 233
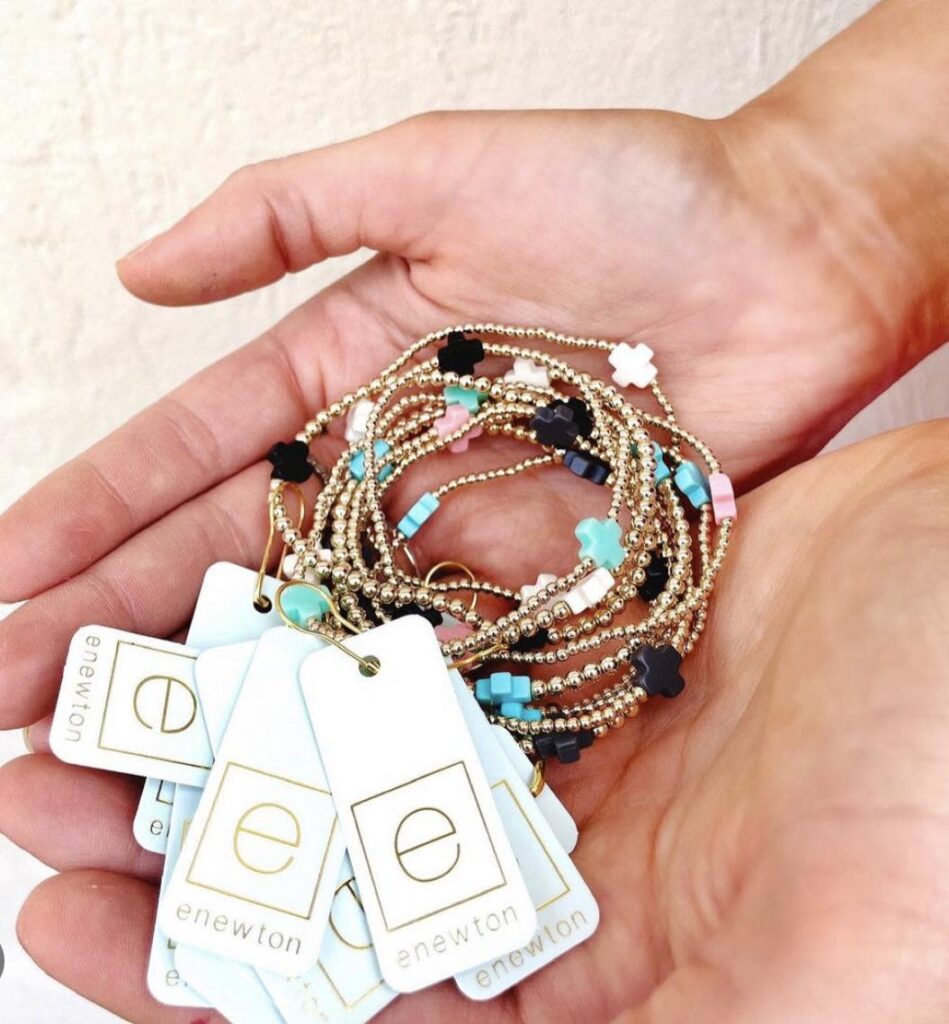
317, 960, 386, 1010
491, 779, 571, 912
97, 640, 212, 770
351, 760, 507, 933
185, 761, 337, 920
155, 778, 176, 806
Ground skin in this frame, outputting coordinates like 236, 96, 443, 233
1, 0, 947, 1020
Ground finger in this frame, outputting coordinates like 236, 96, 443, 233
0, 460, 269, 728
116, 111, 489, 306
0, 254, 431, 603
18, 870, 228, 1024
0, 754, 161, 881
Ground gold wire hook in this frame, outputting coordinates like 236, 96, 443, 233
529, 758, 547, 798
253, 483, 306, 614
448, 642, 504, 671
274, 580, 381, 677
424, 560, 480, 613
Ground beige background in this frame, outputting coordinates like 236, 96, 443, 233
1, 1, 946, 1021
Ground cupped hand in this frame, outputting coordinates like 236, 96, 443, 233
0, 108, 945, 1023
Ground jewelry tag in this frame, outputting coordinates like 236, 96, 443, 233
193, 639, 258, 738
50, 626, 213, 786
300, 616, 537, 992
175, 941, 286, 1024
492, 726, 579, 854
147, 784, 210, 1008
135, 562, 282, 854
260, 865, 398, 1024
447, 671, 599, 999
133, 776, 177, 854
160, 627, 345, 974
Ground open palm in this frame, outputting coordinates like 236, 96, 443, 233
0, 109, 946, 1023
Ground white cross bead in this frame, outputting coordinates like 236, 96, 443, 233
608, 342, 657, 389
564, 567, 615, 614
345, 399, 375, 443
519, 572, 557, 603
503, 358, 550, 389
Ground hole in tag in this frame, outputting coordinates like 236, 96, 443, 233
253, 595, 273, 614
359, 655, 381, 678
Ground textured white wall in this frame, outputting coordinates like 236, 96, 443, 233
1, 1, 946, 1022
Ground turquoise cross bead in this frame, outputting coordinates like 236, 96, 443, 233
575, 516, 625, 570
349, 439, 393, 482
674, 460, 711, 509
397, 491, 440, 538
475, 671, 532, 706
444, 385, 488, 413
499, 701, 543, 722
280, 586, 330, 627
652, 442, 671, 484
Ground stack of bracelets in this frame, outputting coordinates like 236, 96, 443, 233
263, 323, 736, 767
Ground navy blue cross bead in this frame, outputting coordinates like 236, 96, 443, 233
639, 552, 670, 602
564, 449, 611, 485
632, 644, 685, 698
531, 404, 579, 448
546, 397, 593, 438
534, 729, 595, 764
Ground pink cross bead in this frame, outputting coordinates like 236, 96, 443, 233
709, 472, 737, 524
435, 404, 482, 453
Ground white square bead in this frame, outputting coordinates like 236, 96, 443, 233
518, 572, 557, 603
503, 358, 550, 389
564, 567, 614, 614
608, 342, 657, 389
345, 399, 375, 443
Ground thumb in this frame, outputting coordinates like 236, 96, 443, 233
116, 110, 476, 306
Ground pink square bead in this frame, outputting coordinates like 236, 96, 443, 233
709, 472, 737, 524
435, 404, 482, 453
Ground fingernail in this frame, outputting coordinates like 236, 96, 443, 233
118, 234, 157, 262
22, 726, 33, 753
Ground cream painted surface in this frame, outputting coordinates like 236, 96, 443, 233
1, 2, 945, 1022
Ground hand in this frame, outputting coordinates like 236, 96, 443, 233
0, 103, 945, 1024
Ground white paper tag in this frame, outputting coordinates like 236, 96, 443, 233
260, 864, 398, 1024
448, 671, 599, 999
301, 616, 537, 992
492, 726, 579, 854
133, 776, 177, 854
167, 638, 285, 1022
50, 626, 212, 786
175, 944, 287, 1024
147, 784, 210, 1007
160, 627, 345, 974
135, 562, 283, 854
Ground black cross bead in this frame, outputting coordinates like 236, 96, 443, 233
563, 449, 611, 485
534, 729, 595, 765
639, 552, 670, 602
551, 397, 593, 438
389, 602, 443, 628
267, 440, 315, 483
632, 644, 685, 698
511, 627, 550, 652
530, 404, 579, 448
437, 331, 485, 375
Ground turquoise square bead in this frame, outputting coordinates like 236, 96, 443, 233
349, 439, 393, 482
674, 460, 711, 509
500, 701, 542, 722
475, 671, 532, 706
397, 491, 440, 538
444, 385, 488, 413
